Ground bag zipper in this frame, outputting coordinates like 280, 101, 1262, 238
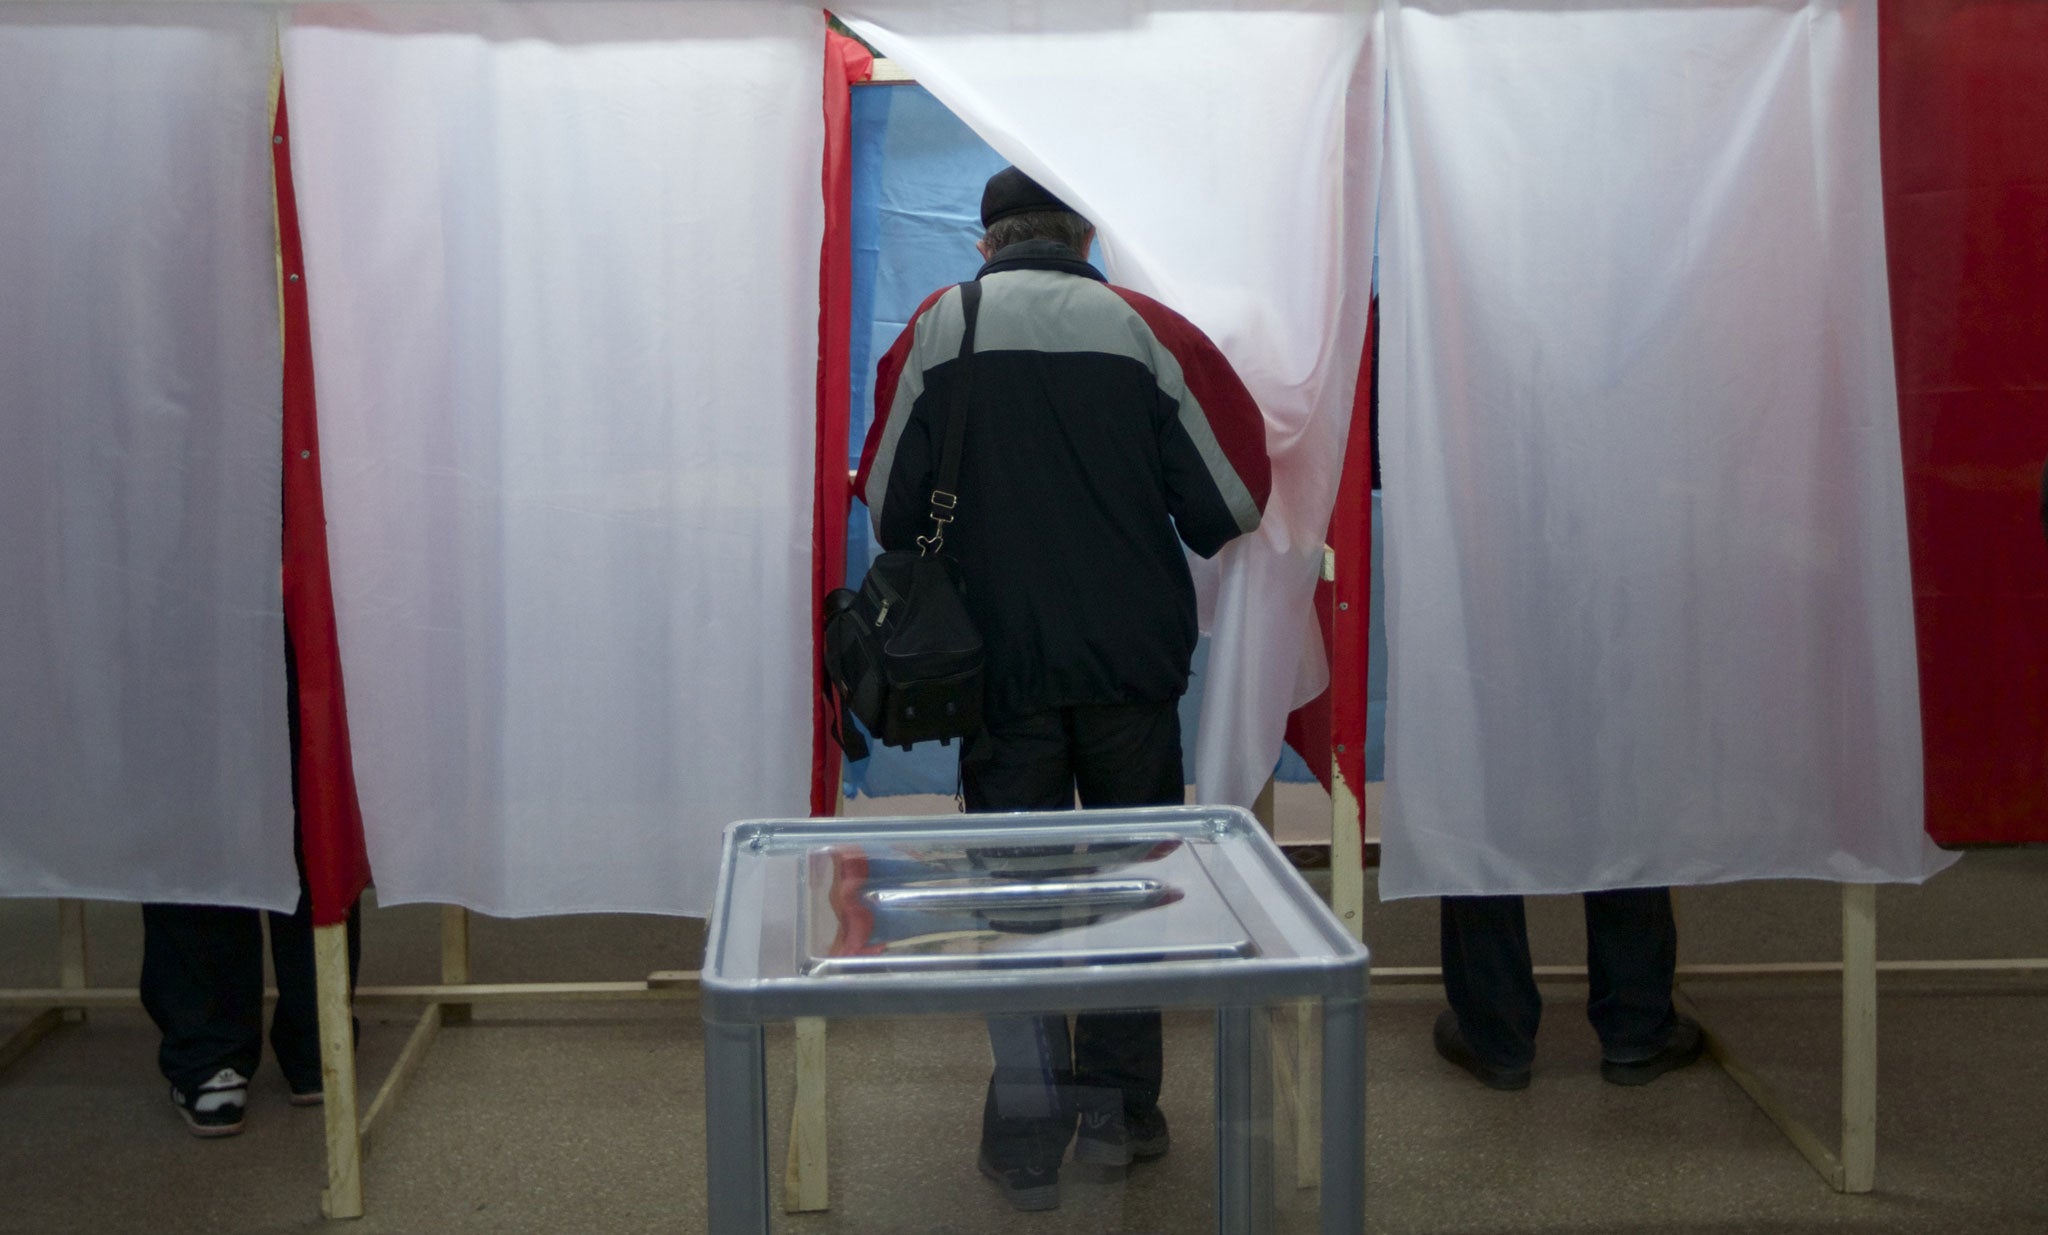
869, 570, 906, 628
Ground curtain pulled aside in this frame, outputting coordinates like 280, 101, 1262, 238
284, 2, 824, 917
1284, 305, 1378, 802
1378, 0, 1954, 897
0, 9, 298, 910
275, 86, 373, 926
837, 0, 1383, 811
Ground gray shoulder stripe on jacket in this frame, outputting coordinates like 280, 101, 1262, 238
865, 286, 965, 538
1154, 358, 1265, 536
874, 273, 1259, 538
982, 272, 1259, 533
972, 271, 1155, 361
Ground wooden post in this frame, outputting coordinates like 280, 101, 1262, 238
783, 1017, 830, 1212
314, 923, 363, 1220
1674, 882, 1884, 1195
58, 900, 88, 1023
1841, 883, 1877, 1194
1245, 773, 1324, 1188
359, 1004, 441, 1164
0, 1009, 65, 1076
1321, 538, 1366, 941
1329, 773, 1365, 943
781, 752, 846, 1211
1293, 1000, 1321, 1189
440, 906, 472, 1026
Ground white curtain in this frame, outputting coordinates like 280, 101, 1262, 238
283, 2, 823, 917
835, 0, 1383, 810
0, 6, 297, 911
1378, 0, 1954, 897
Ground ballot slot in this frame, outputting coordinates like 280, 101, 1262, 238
799, 833, 1259, 976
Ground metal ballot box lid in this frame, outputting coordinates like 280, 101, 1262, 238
701, 806, 1368, 1023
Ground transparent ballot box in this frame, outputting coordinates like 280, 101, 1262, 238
701, 806, 1369, 1234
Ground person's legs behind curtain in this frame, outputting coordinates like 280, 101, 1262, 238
1583, 885, 1701, 1085
141, 903, 264, 1135
1435, 894, 1539, 1089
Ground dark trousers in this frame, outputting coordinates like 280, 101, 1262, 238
140, 886, 360, 1094
1439, 887, 1678, 1071
962, 700, 1181, 1171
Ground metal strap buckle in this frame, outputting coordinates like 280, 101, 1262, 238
921, 490, 957, 557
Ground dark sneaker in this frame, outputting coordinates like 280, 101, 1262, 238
287, 1083, 323, 1107
1074, 1105, 1171, 1168
1073, 1098, 1131, 1167
977, 1148, 1059, 1212
1432, 1010, 1531, 1091
1601, 1013, 1706, 1086
170, 1067, 248, 1137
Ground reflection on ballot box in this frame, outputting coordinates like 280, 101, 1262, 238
811, 837, 1270, 973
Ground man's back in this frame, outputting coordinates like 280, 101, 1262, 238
858, 238, 1268, 724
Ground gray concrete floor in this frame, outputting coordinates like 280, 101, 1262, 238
2, 796, 2046, 1233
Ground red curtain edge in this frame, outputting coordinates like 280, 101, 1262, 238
812, 30, 875, 816
1283, 302, 1376, 810
1879, 3, 2048, 845
1329, 304, 1377, 803
275, 84, 373, 925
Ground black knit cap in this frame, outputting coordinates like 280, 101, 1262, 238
980, 166, 1075, 227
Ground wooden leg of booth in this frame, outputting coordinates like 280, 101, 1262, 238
0, 901, 89, 1075
359, 1003, 442, 1165
1841, 883, 1877, 1194
441, 906, 473, 1026
1329, 772, 1365, 942
780, 754, 845, 1213
59, 900, 88, 1024
1247, 772, 1322, 1186
1301, 759, 1366, 1194
0, 1008, 66, 1076
1292, 999, 1321, 1189
1676, 883, 1880, 1195
784, 1017, 829, 1212
315, 922, 364, 1220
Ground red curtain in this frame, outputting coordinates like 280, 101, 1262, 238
1283, 303, 1376, 813
812, 29, 875, 815
274, 86, 373, 923
1881, 1, 2048, 844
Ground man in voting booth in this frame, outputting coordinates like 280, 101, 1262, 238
856, 166, 1271, 1211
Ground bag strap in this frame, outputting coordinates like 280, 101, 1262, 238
919, 279, 980, 557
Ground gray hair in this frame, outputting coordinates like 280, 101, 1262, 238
982, 208, 1093, 256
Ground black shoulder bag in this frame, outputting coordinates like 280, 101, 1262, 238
822, 280, 987, 756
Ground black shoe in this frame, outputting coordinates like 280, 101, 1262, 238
977, 1148, 1059, 1212
1601, 1013, 1705, 1086
1126, 1106, 1170, 1163
170, 1067, 248, 1138
1432, 1010, 1531, 1091
1073, 1104, 1171, 1168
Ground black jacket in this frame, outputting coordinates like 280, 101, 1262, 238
856, 242, 1270, 723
